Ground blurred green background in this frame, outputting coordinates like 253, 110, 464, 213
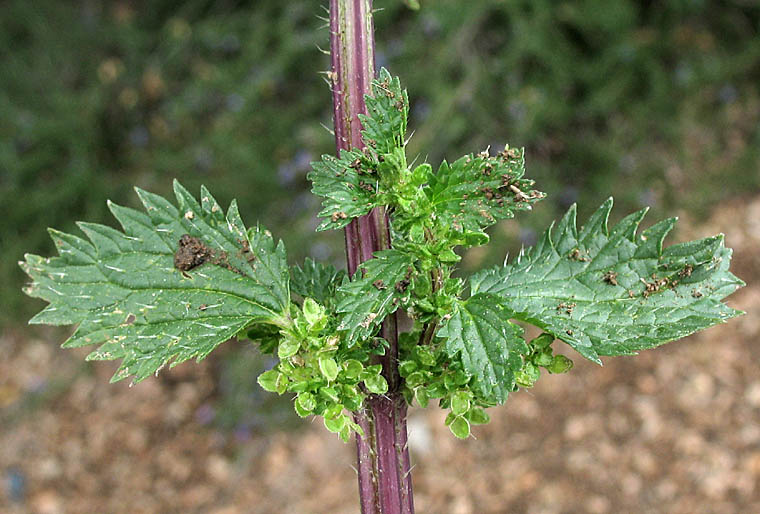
2, 0, 758, 429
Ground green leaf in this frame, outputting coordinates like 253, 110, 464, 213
324, 414, 347, 433
296, 392, 316, 413
308, 69, 407, 232
294, 398, 312, 418
319, 357, 340, 382
21, 181, 291, 384
427, 147, 544, 245
308, 149, 380, 231
335, 250, 414, 346
437, 293, 529, 404
277, 337, 300, 359
319, 387, 341, 406
302, 297, 325, 327
450, 391, 471, 416
405, 371, 425, 388
448, 415, 471, 439
359, 68, 408, 156
256, 369, 281, 393
360, 364, 382, 380
547, 355, 573, 374
290, 258, 346, 307
414, 387, 429, 408
515, 362, 540, 388
342, 359, 364, 379
466, 407, 490, 425
398, 360, 417, 376
471, 198, 745, 363
364, 374, 389, 395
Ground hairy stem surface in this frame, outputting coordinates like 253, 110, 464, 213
329, 1, 414, 512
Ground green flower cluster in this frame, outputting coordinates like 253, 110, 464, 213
514, 333, 574, 389
256, 298, 388, 442
398, 330, 491, 439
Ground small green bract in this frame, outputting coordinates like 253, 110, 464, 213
22, 69, 744, 439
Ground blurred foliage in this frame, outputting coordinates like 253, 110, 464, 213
2, 0, 758, 427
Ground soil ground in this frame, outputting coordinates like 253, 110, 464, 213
2, 196, 759, 514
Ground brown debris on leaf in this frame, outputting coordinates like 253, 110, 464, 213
359, 312, 378, 329
508, 184, 530, 202
499, 146, 521, 160
211, 251, 243, 276
331, 211, 348, 223
603, 270, 618, 286
237, 238, 256, 264
174, 234, 244, 276
641, 275, 670, 298
568, 248, 590, 262
174, 234, 212, 272
395, 278, 410, 293
395, 267, 414, 293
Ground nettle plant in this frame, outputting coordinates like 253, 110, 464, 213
22, 70, 743, 505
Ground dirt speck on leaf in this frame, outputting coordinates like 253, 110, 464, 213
174, 234, 212, 272
603, 270, 618, 286
568, 248, 590, 262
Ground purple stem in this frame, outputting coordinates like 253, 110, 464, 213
329, 1, 414, 513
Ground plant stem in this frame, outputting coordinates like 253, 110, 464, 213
329, 1, 414, 512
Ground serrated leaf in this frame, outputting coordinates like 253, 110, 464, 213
308, 149, 380, 231
359, 68, 408, 156
427, 148, 544, 243
309, 68, 406, 232
21, 180, 291, 384
471, 198, 745, 363
290, 258, 346, 308
437, 293, 528, 404
335, 250, 414, 346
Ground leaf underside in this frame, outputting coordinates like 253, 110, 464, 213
21, 180, 290, 383
471, 198, 744, 363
